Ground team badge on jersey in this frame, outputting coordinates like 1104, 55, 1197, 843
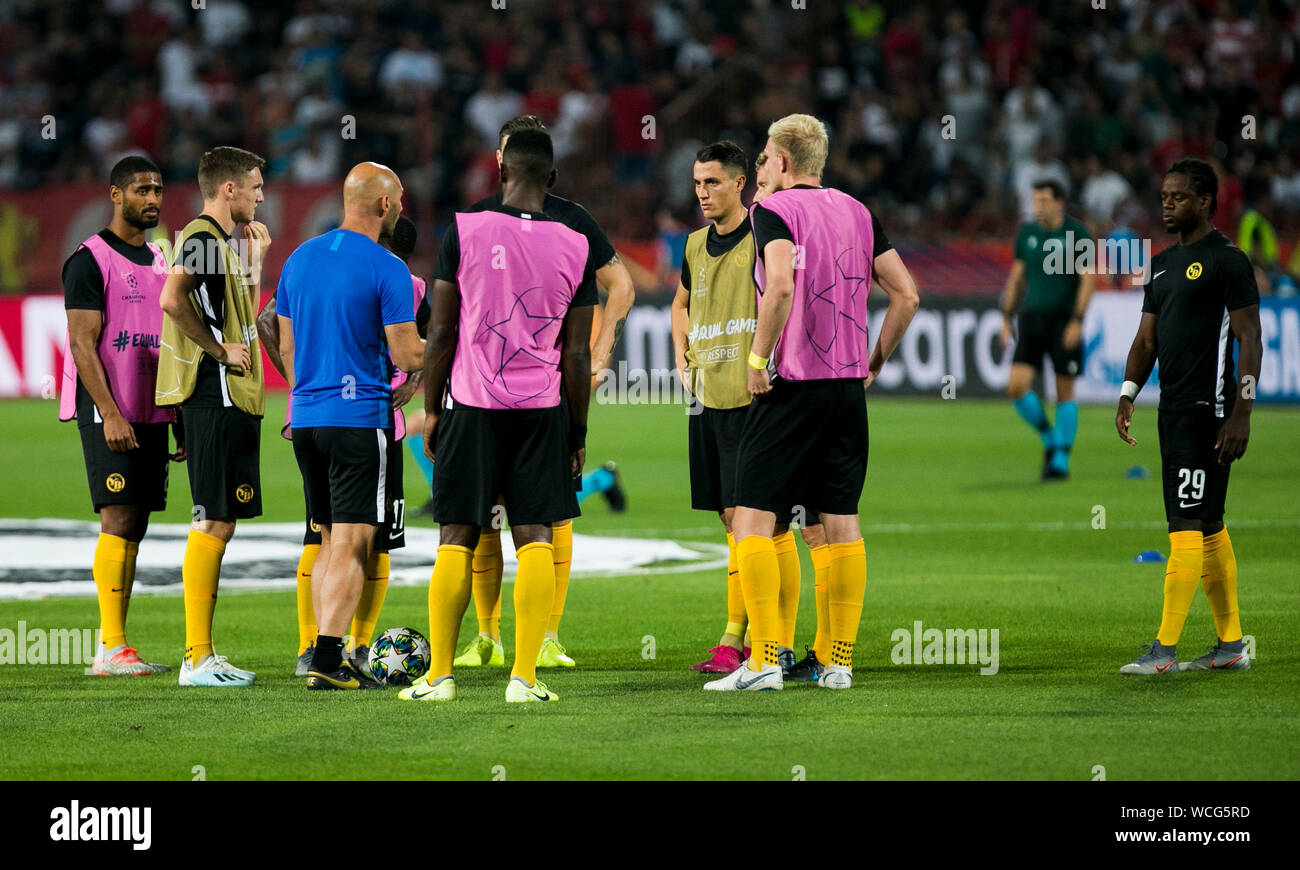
1186, 262, 1202, 280
236, 484, 254, 503
106, 473, 125, 493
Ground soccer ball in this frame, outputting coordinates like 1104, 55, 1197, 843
368, 627, 431, 685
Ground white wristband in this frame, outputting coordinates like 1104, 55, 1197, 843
1120, 380, 1140, 401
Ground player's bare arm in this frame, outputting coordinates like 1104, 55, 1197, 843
276, 313, 295, 392
1115, 311, 1158, 446
383, 320, 425, 374
671, 280, 691, 391
160, 268, 251, 372
561, 303, 595, 477
1217, 304, 1262, 464
591, 253, 634, 377
66, 308, 137, 453
255, 295, 286, 380
865, 249, 921, 389
999, 259, 1026, 348
421, 277, 460, 461
748, 238, 797, 395
1064, 265, 1094, 351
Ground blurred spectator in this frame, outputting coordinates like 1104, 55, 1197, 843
1080, 154, 1133, 225
464, 70, 524, 150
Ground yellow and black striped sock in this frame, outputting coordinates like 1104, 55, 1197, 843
472, 530, 503, 640
428, 545, 473, 679
809, 544, 831, 664
774, 530, 800, 650
349, 552, 389, 649
182, 530, 224, 664
1158, 531, 1203, 647
512, 542, 556, 686
296, 544, 319, 655
721, 531, 745, 649
828, 539, 866, 668
1201, 528, 1242, 643
737, 535, 781, 669
92, 533, 129, 650
122, 539, 139, 621
547, 520, 573, 637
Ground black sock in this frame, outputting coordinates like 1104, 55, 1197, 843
312, 635, 344, 672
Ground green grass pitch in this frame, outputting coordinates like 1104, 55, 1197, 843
1, 394, 1297, 780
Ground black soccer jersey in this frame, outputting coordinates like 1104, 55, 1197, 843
1141, 230, 1259, 415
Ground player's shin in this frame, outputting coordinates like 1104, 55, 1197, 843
512, 541, 556, 685
182, 530, 225, 664
1157, 531, 1204, 647
722, 531, 745, 648
810, 544, 831, 664
774, 530, 800, 650
122, 540, 139, 621
296, 544, 320, 655
428, 545, 474, 679
548, 520, 573, 637
349, 552, 390, 649
92, 533, 130, 650
737, 535, 781, 669
472, 530, 503, 639
827, 540, 866, 668
1201, 528, 1242, 642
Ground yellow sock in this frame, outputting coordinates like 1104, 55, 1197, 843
827, 539, 866, 668
548, 520, 573, 635
721, 531, 745, 649
92, 533, 129, 650
1158, 530, 1204, 646
737, 535, 781, 669
428, 545, 474, 679
296, 544, 319, 655
1201, 528, 1242, 642
809, 544, 831, 664
513, 541, 556, 685
774, 530, 800, 649
349, 552, 389, 649
122, 540, 139, 621
472, 531, 503, 639
182, 530, 224, 664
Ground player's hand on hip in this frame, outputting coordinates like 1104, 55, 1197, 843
1062, 320, 1082, 350
103, 413, 138, 453
1215, 413, 1250, 464
1115, 397, 1137, 445
219, 342, 251, 372
571, 447, 586, 477
423, 411, 439, 462
391, 376, 420, 409
748, 366, 771, 396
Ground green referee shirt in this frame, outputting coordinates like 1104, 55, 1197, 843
1014, 216, 1090, 315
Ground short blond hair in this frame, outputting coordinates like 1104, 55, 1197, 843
767, 114, 828, 179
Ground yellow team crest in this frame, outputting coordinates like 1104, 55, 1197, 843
309, 519, 321, 533
1186, 262, 1203, 280
106, 473, 125, 493
236, 484, 254, 504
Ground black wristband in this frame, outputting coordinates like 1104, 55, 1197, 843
569, 424, 587, 452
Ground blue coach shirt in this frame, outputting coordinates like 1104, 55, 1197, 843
277, 228, 414, 428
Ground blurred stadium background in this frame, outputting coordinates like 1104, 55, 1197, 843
1, 0, 1299, 407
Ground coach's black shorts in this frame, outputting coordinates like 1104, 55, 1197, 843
181, 406, 261, 520
1158, 409, 1232, 522
78, 421, 171, 513
689, 404, 749, 512
302, 434, 406, 550
293, 426, 393, 526
734, 377, 868, 517
1012, 310, 1084, 378
435, 402, 578, 527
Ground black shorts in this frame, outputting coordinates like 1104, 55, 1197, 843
734, 378, 868, 517
1158, 409, 1232, 522
78, 421, 171, 513
434, 402, 578, 527
302, 434, 406, 550
689, 405, 748, 512
1012, 310, 1083, 378
293, 426, 394, 527
181, 406, 262, 520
